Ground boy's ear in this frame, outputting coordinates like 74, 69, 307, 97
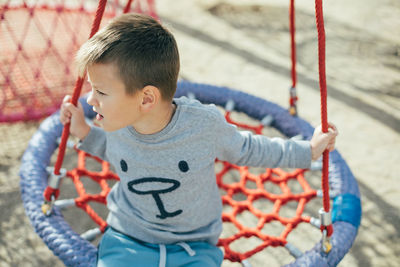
140, 85, 160, 110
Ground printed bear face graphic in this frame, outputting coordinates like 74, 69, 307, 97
121, 159, 189, 219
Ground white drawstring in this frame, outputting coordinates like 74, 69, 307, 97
177, 242, 196, 256
158, 242, 196, 267
159, 244, 167, 267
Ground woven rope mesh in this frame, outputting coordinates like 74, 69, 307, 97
0, 0, 156, 122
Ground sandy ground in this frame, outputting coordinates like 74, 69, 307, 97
1, 0, 400, 266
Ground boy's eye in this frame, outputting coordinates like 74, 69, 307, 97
96, 90, 106, 96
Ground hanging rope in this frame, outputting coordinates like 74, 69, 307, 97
289, 0, 297, 89
289, 0, 298, 116
43, 0, 109, 210
55, 0, 108, 174
123, 0, 134, 13
315, 0, 333, 251
43, 0, 140, 211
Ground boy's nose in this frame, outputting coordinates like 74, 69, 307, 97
86, 92, 97, 106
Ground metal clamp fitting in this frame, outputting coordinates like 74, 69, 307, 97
46, 167, 67, 189
319, 208, 332, 226
42, 167, 67, 216
290, 87, 297, 98
187, 92, 196, 100
261, 115, 274, 126
225, 99, 235, 112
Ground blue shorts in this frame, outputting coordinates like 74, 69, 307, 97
96, 227, 224, 267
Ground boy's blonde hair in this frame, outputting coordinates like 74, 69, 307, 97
76, 13, 180, 100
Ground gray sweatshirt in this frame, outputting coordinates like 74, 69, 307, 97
78, 96, 311, 245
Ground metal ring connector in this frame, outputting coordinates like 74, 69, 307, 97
322, 229, 332, 253
42, 195, 55, 216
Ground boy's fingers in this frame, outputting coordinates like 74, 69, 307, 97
327, 122, 336, 129
63, 95, 72, 103
327, 136, 336, 151
328, 139, 335, 147
60, 111, 70, 121
327, 122, 338, 135
327, 128, 338, 138
60, 95, 73, 125
64, 102, 80, 114
328, 130, 337, 139
60, 114, 70, 124
328, 139, 336, 150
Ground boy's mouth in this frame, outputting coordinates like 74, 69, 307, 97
96, 113, 104, 121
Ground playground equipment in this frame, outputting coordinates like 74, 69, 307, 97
13, 0, 361, 266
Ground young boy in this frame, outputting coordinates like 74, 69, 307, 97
60, 13, 338, 267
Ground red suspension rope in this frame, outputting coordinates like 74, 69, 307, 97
123, 0, 134, 13
290, 0, 296, 89
45, 0, 139, 206
47, 0, 138, 200
53, 0, 136, 178
53, 0, 108, 177
315, 0, 333, 237
43, 0, 108, 204
289, 0, 298, 116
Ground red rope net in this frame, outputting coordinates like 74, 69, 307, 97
67, 148, 119, 232
219, 112, 317, 262
60, 109, 318, 263
0, 0, 157, 122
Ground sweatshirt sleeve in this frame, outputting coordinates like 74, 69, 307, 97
213, 110, 312, 169
76, 126, 108, 161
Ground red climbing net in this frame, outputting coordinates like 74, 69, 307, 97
218, 111, 318, 262
0, 0, 157, 122
67, 148, 119, 233
59, 109, 318, 263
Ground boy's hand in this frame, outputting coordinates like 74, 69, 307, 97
60, 95, 90, 140
310, 123, 338, 161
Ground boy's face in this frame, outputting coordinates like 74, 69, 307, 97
86, 63, 142, 132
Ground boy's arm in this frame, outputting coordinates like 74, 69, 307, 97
76, 126, 108, 161
217, 129, 312, 169
60, 95, 108, 160
214, 110, 338, 168
213, 111, 311, 169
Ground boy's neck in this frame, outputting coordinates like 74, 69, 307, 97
133, 101, 176, 135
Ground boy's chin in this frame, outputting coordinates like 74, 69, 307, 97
95, 120, 127, 132
100, 124, 122, 132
